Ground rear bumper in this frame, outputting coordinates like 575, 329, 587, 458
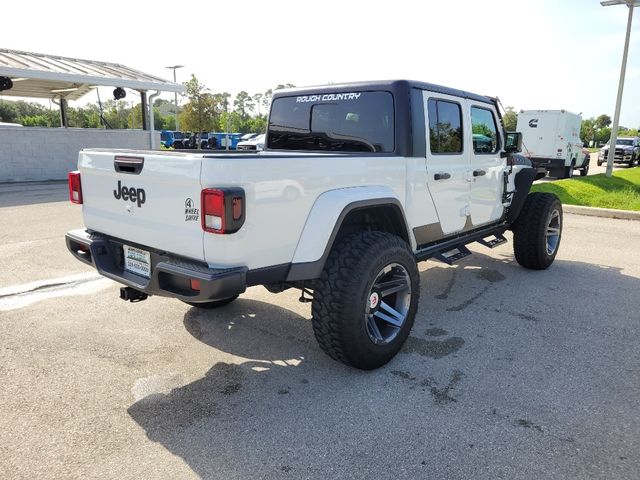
528, 157, 566, 170
65, 229, 247, 302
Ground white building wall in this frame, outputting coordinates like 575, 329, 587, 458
0, 127, 159, 182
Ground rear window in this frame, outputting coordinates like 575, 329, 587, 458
268, 91, 394, 153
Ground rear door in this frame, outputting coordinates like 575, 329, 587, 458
424, 94, 471, 234
79, 150, 205, 260
468, 104, 506, 226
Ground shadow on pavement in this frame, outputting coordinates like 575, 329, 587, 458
127, 254, 640, 479
0, 181, 67, 207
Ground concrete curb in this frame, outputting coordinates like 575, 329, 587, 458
564, 204, 640, 221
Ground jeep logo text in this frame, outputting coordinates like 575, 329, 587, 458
114, 180, 146, 207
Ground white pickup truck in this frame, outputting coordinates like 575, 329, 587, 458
66, 80, 562, 370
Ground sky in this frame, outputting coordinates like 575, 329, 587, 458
2, 0, 640, 127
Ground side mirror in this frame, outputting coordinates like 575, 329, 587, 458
505, 132, 522, 153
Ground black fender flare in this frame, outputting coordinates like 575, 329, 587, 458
286, 198, 411, 282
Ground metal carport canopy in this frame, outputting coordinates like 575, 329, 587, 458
0, 48, 185, 100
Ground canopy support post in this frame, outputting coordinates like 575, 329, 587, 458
140, 91, 148, 130
59, 97, 68, 128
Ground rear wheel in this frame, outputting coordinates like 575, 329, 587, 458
183, 295, 239, 309
512, 193, 563, 270
580, 158, 590, 176
564, 160, 575, 179
312, 231, 420, 370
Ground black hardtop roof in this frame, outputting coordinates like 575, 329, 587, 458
272, 79, 496, 106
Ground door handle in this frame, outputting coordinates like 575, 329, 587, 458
473, 169, 486, 177
434, 172, 451, 181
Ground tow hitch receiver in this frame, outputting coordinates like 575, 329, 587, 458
119, 286, 148, 302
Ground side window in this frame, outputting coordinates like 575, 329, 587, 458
428, 99, 463, 154
471, 106, 499, 153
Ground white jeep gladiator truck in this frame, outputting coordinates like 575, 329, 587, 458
66, 80, 563, 370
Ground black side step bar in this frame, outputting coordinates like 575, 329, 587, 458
477, 234, 507, 249
433, 245, 472, 265
415, 222, 509, 263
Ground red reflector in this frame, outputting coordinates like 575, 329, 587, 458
232, 196, 243, 220
190, 279, 201, 291
68, 170, 82, 204
201, 189, 225, 233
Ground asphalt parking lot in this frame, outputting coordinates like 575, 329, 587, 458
1, 182, 639, 480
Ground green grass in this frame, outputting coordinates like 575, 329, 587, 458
530, 167, 640, 211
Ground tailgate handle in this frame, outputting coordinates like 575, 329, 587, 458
114, 156, 144, 175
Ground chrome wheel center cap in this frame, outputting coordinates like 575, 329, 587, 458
369, 292, 380, 309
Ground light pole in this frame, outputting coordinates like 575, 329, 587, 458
600, 0, 639, 177
165, 65, 184, 131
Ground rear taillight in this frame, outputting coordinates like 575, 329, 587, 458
68, 171, 82, 204
201, 188, 245, 234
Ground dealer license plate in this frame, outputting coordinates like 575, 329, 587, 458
123, 245, 151, 278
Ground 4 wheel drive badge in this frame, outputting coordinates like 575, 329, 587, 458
184, 197, 199, 222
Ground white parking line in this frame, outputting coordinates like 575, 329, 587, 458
0, 272, 112, 311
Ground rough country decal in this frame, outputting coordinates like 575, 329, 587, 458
296, 92, 362, 103
184, 198, 199, 221
113, 180, 146, 207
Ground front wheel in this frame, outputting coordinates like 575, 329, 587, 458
312, 231, 420, 370
512, 193, 563, 270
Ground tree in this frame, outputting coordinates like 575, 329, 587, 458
246, 115, 267, 134
502, 106, 517, 132
21, 115, 50, 127
0, 102, 18, 123
252, 93, 263, 115
595, 114, 611, 129
595, 127, 611, 145
179, 75, 218, 133
262, 89, 273, 112
619, 127, 639, 137
233, 91, 254, 119
580, 118, 596, 146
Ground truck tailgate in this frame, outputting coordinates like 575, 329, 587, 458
79, 150, 205, 261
